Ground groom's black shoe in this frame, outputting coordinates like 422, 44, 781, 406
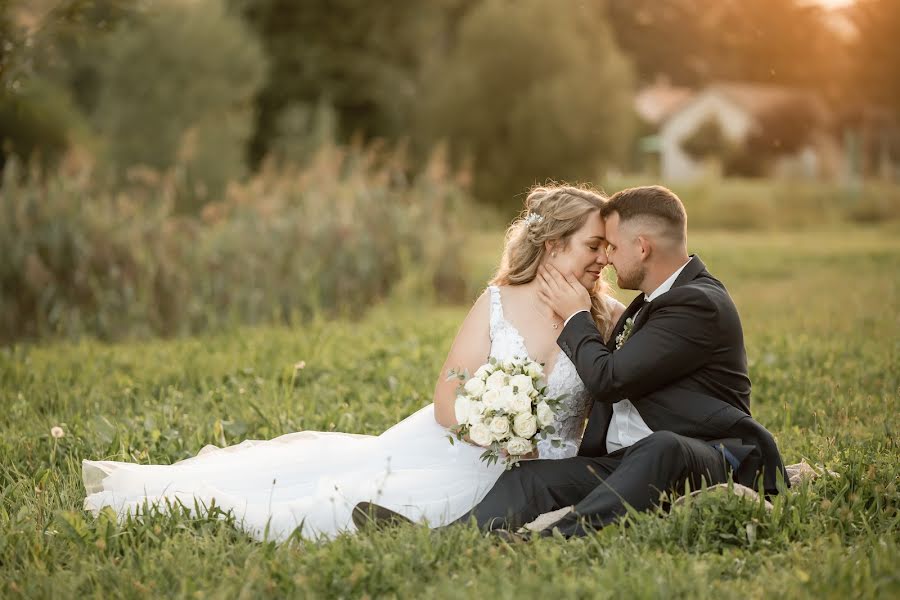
352, 502, 413, 531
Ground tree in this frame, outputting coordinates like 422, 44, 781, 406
0, 3, 24, 90
704, 0, 843, 96
0, 2, 86, 171
230, 0, 456, 166
604, 0, 845, 104
26, 0, 136, 118
269, 101, 338, 166
91, 0, 267, 203
723, 98, 823, 177
604, 0, 711, 86
680, 117, 732, 162
745, 98, 822, 157
416, 0, 634, 207
0, 78, 81, 172
851, 0, 900, 118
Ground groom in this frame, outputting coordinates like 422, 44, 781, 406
449, 184, 788, 536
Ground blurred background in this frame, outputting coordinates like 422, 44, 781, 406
2, 0, 899, 343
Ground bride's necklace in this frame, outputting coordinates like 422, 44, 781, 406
530, 297, 563, 330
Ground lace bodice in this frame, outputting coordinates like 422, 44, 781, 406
486, 285, 591, 459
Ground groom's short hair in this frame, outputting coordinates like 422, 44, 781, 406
602, 185, 687, 244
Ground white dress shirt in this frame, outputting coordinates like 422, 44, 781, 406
604, 259, 692, 453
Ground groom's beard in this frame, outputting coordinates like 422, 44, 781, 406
615, 264, 645, 291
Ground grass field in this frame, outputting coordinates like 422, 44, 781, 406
1, 225, 898, 598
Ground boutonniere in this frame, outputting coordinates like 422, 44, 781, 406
615, 317, 635, 350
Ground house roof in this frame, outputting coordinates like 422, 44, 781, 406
709, 83, 828, 119
634, 79, 695, 125
643, 81, 833, 127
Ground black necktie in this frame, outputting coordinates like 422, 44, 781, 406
635, 298, 650, 317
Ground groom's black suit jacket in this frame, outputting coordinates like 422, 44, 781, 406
558, 256, 787, 494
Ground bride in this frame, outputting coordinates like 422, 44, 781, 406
82, 184, 625, 541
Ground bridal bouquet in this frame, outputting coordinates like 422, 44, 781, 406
447, 357, 565, 468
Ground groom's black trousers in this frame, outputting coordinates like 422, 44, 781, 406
454, 431, 730, 537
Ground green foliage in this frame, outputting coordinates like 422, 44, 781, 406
0, 77, 83, 171
605, 0, 844, 97
605, 175, 900, 230
626, 443, 899, 555
0, 3, 89, 171
24, 0, 137, 117
716, 98, 828, 177
605, 0, 710, 86
0, 143, 470, 343
851, 0, 900, 118
0, 5, 21, 83
269, 101, 339, 166
230, 0, 451, 165
679, 117, 733, 162
417, 0, 635, 207
671, 98, 827, 180
0, 227, 897, 596
90, 0, 267, 205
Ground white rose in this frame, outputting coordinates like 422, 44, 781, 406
509, 392, 532, 415
454, 395, 472, 424
513, 413, 538, 439
509, 374, 534, 395
505, 436, 533, 456
474, 363, 494, 379
463, 377, 486, 397
498, 386, 516, 410
488, 416, 511, 440
469, 423, 492, 447
536, 401, 555, 427
482, 389, 504, 411
485, 371, 507, 391
466, 400, 486, 425
526, 362, 544, 379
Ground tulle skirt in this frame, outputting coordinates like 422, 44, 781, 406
82, 404, 506, 541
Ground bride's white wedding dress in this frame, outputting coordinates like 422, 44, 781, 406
82, 286, 592, 541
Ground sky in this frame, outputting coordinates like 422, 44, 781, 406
813, 0, 856, 8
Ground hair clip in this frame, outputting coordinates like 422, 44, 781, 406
524, 212, 544, 226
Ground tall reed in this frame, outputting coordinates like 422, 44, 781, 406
0, 143, 470, 343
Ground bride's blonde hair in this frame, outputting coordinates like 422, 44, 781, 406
491, 184, 615, 336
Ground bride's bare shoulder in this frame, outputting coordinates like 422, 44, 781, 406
492, 283, 527, 302
460, 287, 493, 323
475, 285, 495, 306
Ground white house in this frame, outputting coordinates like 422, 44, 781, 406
635, 80, 839, 181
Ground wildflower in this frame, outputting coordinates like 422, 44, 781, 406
294, 360, 307, 371
50, 426, 65, 439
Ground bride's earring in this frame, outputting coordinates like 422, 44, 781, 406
551, 252, 557, 258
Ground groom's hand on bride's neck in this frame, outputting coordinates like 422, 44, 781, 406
538, 265, 591, 322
